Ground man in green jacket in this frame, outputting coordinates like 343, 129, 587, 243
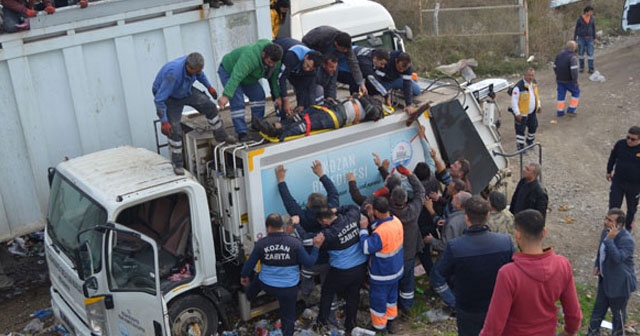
217, 40, 283, 141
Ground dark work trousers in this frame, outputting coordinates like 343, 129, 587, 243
156, 87, 219, 168
456, 309, 487, 336
318, 262, 367, 332
398, 258, 416, 313
2, 7, 23, 33
417, 247, 433, 276
588, 278, 629, 336
609, 180, 640, 231
288, 74, 316, 109
246, 278, 298, 336
337, 71, 359, 95
514, 113, 538, 150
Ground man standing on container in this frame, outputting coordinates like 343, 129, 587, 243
302, 26, 368, 96
217, 40, 283, 142
607, 126, 640, 231
153, 52, 236, 175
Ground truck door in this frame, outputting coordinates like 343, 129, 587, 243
83, 224, 168, 336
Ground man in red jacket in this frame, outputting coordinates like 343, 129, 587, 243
480, 209, 582, 336
2, 0, 56, 33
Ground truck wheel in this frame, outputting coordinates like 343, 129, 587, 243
168, 295, 218, 336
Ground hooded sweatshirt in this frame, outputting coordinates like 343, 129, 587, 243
480, 248, 582, 336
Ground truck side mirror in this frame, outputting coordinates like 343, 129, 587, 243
82, 276, 99, 298
77, 241, 95, 280
402, 25, 413, 41
366, 34, 383, 47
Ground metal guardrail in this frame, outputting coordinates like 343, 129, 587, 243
493, 142, 542, 182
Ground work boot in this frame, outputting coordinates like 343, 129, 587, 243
588, 68, 595, 74
213, 127, 237, 144
221, 0, 233, 5
252, 118, 280, 137
386, 320, 398, 334
173, 166, 185, 176
579, 68, 585, 73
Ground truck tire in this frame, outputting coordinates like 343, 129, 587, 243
168, 295, 218, 336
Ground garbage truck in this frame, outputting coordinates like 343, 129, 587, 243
45, 73, 510, 335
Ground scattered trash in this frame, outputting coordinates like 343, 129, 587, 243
31, 308, 53, 319
564, 216, 575, 224
550, 120, 558, 124
423, 308, 450, 323
435, 59, 478, 82
23, 318, 44, 333
558, 205, 569, 212
351, 327, 376, 336
589, 70, 606, 82
601, 320, 613, 330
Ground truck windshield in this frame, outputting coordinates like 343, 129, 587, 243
48, 171, 106, 277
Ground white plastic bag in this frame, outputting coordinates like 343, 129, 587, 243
589, 70, 606, 82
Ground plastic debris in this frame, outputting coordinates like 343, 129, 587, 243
31, 308, 53, 319
589, 70, 606, 82
351, 327, 376, 336
23, 318, 44, 333
423, 308, 450, 323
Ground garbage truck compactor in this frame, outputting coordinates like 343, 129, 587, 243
45, 78, 509, 335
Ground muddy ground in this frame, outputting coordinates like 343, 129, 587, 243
0, 33, 639, 335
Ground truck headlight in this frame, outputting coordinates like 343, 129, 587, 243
84, 296, 107, 335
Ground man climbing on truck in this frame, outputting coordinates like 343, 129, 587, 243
152, 52, 236, 175
273, 38, 324, 118
302, 26, 368, 96
217, 40, 283, 142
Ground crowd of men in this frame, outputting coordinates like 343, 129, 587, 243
237, 140, 597, 336
145, 5, 640, 333
152, 25, 420, 174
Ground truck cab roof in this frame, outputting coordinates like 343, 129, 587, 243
55, 146, 193, 209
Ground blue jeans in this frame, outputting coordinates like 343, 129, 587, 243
456, 309, 487, 336
381, 78, 421, 96
578, 36, 595, 70
398, 259, 416, 312
217, 64, 266, 136
588, 278, 629, 336
430, 260, 456, 309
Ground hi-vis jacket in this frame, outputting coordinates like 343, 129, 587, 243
510, 79, 540, 116
360, 216, 404, 285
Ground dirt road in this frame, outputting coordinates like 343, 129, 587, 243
0, 33, 638, 335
